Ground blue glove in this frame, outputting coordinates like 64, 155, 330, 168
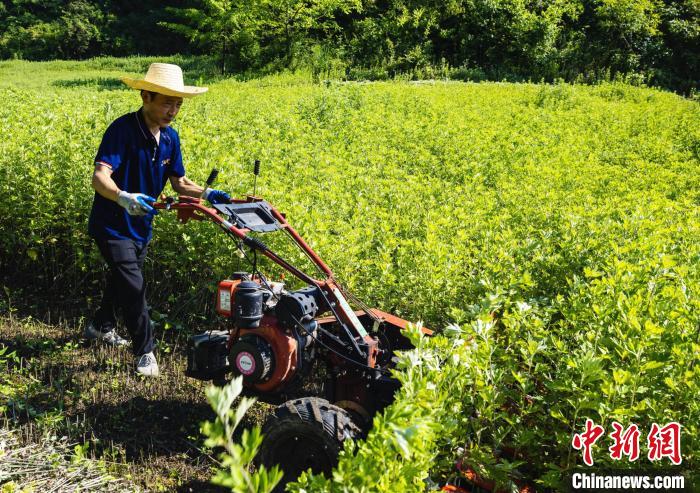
204, 188, 231, 205
117, 191, 158, 217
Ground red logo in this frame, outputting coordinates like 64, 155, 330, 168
609, 422, 641, 461
572, 418, 605, 466
647, 422, 682, 465
573, 420, 683, 466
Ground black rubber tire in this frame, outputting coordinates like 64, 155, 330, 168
258, 397, 361, 491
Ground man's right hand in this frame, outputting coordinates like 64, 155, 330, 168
203, 188, 231, 205
117, 191, 157, 216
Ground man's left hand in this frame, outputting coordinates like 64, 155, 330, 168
204, 188, 231, 205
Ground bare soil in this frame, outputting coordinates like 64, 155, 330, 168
0, 314, 272, 492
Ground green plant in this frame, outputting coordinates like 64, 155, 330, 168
202, 376, 283, 492
1, 59, 698, 489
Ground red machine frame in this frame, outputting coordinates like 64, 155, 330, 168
154, 194, 432, 370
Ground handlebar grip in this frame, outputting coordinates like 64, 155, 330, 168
205, 168, 219, 187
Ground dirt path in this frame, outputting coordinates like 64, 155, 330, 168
0, 315, 270, 492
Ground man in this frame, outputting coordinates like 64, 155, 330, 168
86, 63, 230, 377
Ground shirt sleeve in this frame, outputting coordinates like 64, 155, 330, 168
169, 131, 186, 178
94, 121, 125, 172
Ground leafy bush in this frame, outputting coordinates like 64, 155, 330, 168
345, 66, 390, 81
202, 376, 282, 492
2, 1, 699, 92
1, 60, 698, 488
294, 293, 698, 489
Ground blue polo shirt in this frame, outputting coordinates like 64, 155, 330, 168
88, 109, 186, 244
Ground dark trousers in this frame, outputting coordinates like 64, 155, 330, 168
94, 239, 154, 356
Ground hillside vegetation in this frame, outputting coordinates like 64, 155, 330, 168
0, 58, 698, 490
1, 1, 699, 93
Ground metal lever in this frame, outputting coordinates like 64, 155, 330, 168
253, 160, 260, 196
200, 168, 219, 200
206, 168, 219, 187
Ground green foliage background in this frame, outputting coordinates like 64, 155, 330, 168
0, 59, 698, 488
1, 1, 699, 93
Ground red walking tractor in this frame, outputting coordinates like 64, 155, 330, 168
154, 168, 431, 487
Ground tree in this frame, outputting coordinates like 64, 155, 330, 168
162, 0, 258, 73
0, 0, 104, 59
105, 0, 191, 56
343, 0, 584, 80
254, 0, 361, 65
56, 0, 104, 59
657, 0, 700, 92
162, 0, 361, 73
590, 0, 664, 75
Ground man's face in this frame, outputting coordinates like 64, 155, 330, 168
142, 92, 183, 128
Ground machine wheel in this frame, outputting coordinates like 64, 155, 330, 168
258, 397, 361, 490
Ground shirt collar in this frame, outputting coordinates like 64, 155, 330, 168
135, 108, 172, 145
135, 108, 153, 143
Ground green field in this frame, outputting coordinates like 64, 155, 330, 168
0, 58, 698, 491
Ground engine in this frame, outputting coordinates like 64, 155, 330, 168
230, 334, 275, 382
187, 272, 324, 395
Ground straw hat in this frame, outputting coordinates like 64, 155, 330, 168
121, 63, 208, 98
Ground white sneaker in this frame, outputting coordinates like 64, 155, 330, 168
84, 322, 129, 347
136, 352, 159, 377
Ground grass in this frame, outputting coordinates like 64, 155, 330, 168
0, 55, 301, 90
0, 314, 271, 492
